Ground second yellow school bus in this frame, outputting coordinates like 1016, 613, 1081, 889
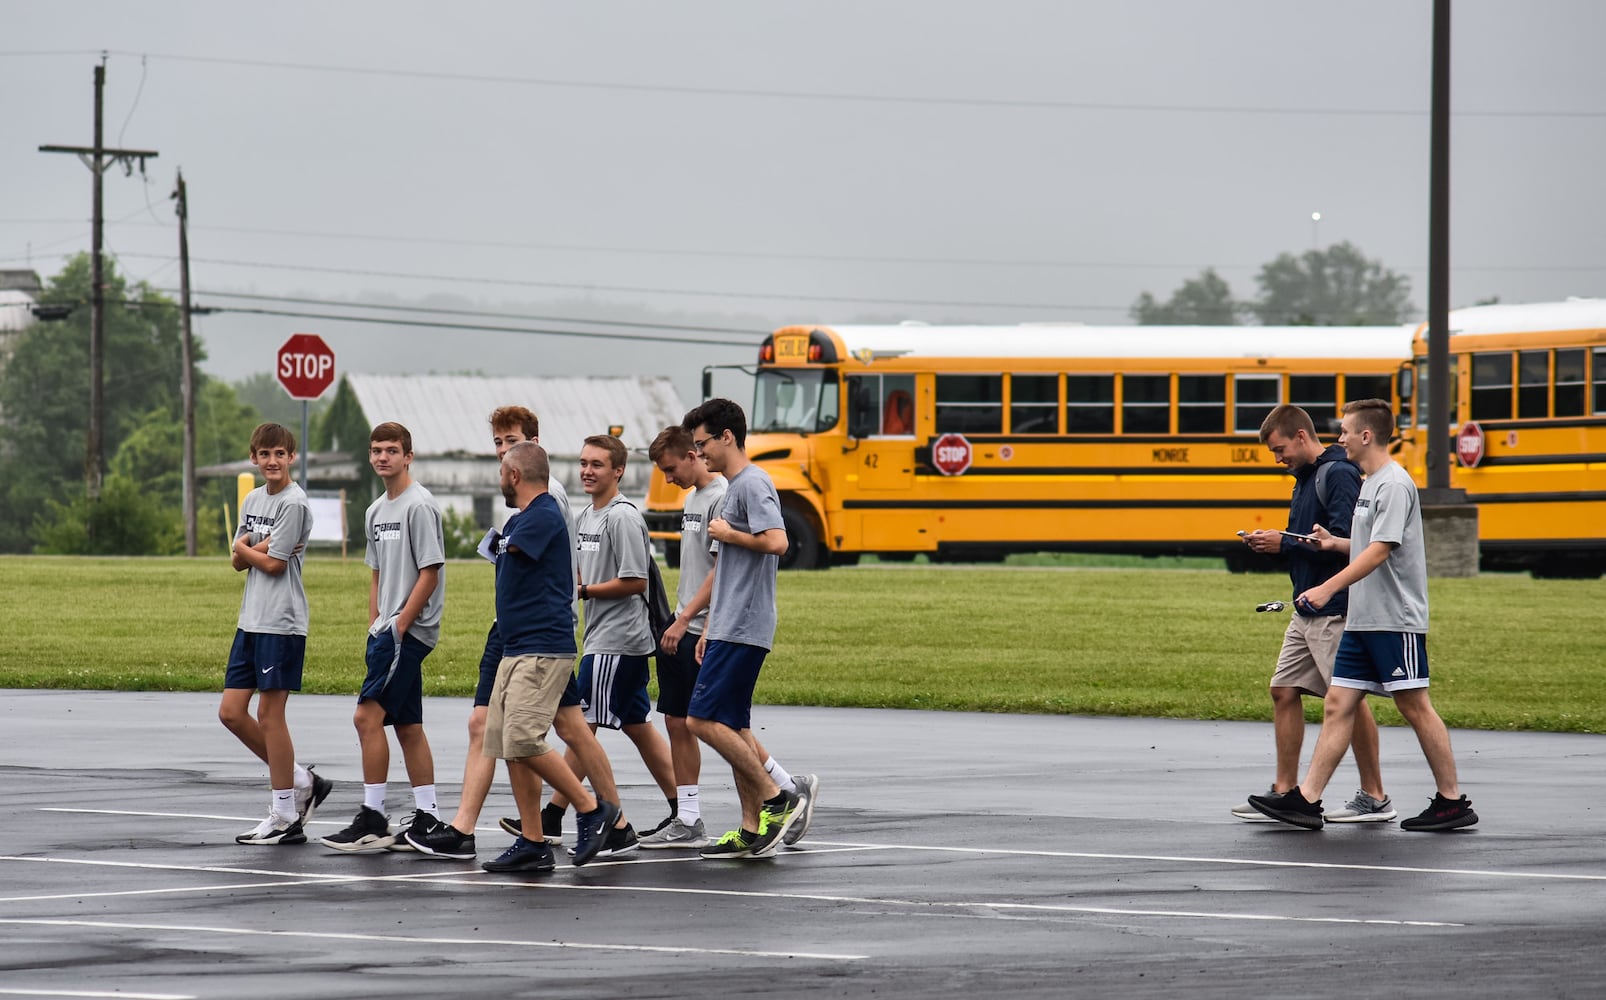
647, 322, 1414, 569
1403, 298, 1606, 578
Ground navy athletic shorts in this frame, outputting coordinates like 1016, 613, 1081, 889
225, 629, 306, 692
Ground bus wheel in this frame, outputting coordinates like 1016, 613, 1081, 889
780, 505, 822, 570
1223, 551, 1254, 574
662, 540, 681, 569
1532, 555, 1606, 579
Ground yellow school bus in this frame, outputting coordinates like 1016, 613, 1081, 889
646, 322, 1415, 569
1403, 298, 1606, 578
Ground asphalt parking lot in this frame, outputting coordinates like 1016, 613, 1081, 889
2, 689, 1603, 999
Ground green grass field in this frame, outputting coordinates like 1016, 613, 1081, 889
3, 555, 1602, 732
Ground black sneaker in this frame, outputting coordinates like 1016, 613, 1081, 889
570, 800, 621, 867
499, 804, 566, 845
481, 836, 556, 873
388, 811, 438, 852
236, 812, 307, 846
1247, 787, 1325, 830
542, 802, 566, 843
406, 822, 477, 859
700, 828, 758, 860
644, 803, 677, 838
294, 766, 335, 825
571, 822, 637, 859
320, 806, 394, 853
1400, 793, 1478, 832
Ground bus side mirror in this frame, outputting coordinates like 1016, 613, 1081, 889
1398, 367, 1414, 401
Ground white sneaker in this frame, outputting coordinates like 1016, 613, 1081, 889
1326, 789, 1397, 823
236, 812, 306, 846
1232, 787, 1279, 822
638, 817, 709, 849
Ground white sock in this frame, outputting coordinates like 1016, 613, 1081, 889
293, 763, 312, 791
412, 784, 439, 817
272, 788, 297, 823
363, 782, 386, 815
676, 785, 701, 824
764, 757, 795, 793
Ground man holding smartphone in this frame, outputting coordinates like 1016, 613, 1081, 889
1232, 404, 1392, 824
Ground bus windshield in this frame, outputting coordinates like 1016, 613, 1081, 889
752, 368, 840, 434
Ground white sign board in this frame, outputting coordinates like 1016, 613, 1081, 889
307, 496, 346, 543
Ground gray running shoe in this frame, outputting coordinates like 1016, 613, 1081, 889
638, 816, 709, 849
1232, 786, 1280, 822
1326, 789, 1398, 823
783, 774, 819, 846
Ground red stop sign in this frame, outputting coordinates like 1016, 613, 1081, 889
931, 433, 973, 476
1456, 421, 1485, 468
277, 333, 336, 400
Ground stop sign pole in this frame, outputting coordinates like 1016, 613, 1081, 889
276, 333, 337, 489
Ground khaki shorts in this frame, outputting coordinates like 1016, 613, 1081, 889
1270, 613, 1345, 697
482, 654, 575, 760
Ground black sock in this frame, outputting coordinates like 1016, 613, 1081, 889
764, 790, 789, 810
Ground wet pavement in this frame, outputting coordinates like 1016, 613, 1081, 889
2, 689, 1602, 999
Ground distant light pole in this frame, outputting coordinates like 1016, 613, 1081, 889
1310, 211, 1322, 250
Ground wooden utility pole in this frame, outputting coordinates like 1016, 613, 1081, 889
173, 170, 197, 556
40, 59, 159, 500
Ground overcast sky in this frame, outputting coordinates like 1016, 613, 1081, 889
4, 1, 1603, 404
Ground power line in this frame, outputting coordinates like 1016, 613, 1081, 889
203, 305, 758, 349
112, 251, 1130, 312
51, 49, 1595, 119
167, 289, 766, 336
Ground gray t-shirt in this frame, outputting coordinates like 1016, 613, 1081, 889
575, 493, 653, 656
364, 481, 447, 647
706, 465, 785, 650
1345, 460, 1429, 633
676, 475, 727, 636
236, 482, 312, 635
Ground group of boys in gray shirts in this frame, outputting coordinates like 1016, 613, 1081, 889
221, 403, 817, 869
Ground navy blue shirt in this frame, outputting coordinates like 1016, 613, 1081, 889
1285, 444, 1361, 617
494, 493, 577, 656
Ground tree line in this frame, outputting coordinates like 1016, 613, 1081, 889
1130, 241, 1415, 326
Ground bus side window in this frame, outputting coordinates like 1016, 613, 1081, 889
847, 375, 880, 437
884, 390, 914, 435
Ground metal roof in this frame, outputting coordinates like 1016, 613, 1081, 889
341, 374, 689, 458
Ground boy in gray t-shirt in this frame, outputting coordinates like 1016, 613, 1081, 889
680, 399, 816, 860
221, 423, 330, 846
639, 425, 817, 851
1248, 399, 1476, 834
321, 422, 448, 854
1342, 460, 1429, 633
546, 434, 677, 851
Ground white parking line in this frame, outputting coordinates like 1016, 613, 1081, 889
0, 989, 195, 1000
34, 807, 1606, 883
0, 918, 868, 961
0, 854, 1464, 928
